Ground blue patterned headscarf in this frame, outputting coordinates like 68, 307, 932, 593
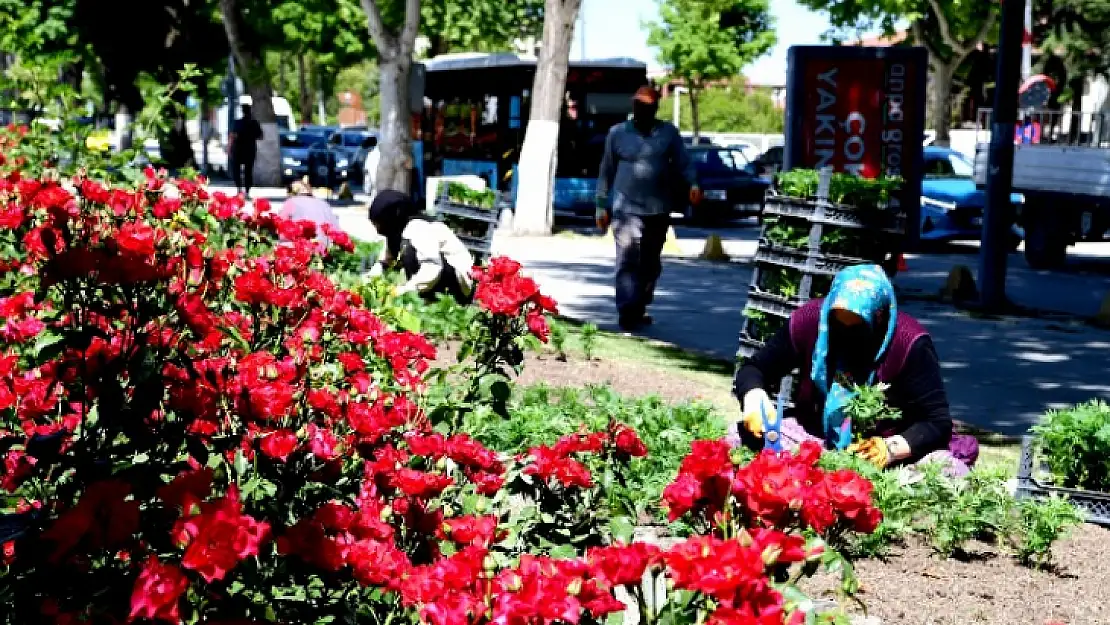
811, 265, 898, 450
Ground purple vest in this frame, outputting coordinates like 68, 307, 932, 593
788, 298, 928, 427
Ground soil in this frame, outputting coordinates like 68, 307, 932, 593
802, 524, 1110, 625
431, 344, 735, 408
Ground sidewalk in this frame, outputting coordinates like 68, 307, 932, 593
487, 229, 1110, 435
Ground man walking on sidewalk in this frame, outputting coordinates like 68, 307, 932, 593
596, 86, 701, 332
229, 104, 263, 198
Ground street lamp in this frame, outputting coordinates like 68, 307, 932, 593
673, 86, 688, 130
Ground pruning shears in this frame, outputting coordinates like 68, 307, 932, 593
761, 386, 787, 452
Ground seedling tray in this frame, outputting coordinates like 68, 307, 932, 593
753, 243, 863, 276
763, 196, 905, 233
745, 289, 805, 319
435, 201, 502, 224
1016, 436, 1110, 526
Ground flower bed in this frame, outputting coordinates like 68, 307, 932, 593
0, 124, 889, 624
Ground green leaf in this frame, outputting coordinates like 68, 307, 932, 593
609, 515, 635, 544
32, 330, 63, 359
549, 544, 577, 559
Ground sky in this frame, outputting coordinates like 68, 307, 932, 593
571, 0, 834, 86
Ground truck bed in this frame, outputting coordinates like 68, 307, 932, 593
973, 142, 1110, 198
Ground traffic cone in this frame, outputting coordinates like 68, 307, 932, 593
700, 234, 730, 262
337, 182, 354, 201
662, 226, 682, 256
897, 254, 908, 272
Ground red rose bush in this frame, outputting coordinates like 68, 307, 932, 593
0, 124, 880, 625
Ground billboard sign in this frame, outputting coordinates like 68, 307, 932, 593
784, 45, 928, 249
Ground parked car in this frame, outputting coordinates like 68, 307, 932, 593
920, 145, 1024, 248
751, 145, 783, 178
327, 128, 379, 185
280, 129, 330, 184
686, 145, 771, 223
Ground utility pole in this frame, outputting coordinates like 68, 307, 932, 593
978, 0, 1026, 310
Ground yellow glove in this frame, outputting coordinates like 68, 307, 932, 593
848, 437, 891, 469
739, 389, 775, 438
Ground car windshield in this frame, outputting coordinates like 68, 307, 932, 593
281, 132, 325, 149
691, 148, 751, 173
925, 151, 974, 179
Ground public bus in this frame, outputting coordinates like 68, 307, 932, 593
415, 52, 649, 216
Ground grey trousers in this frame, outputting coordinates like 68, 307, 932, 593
613, 212, 670, 322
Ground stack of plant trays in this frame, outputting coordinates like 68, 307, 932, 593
737, 168, 905, 403
431, 184, 503, 266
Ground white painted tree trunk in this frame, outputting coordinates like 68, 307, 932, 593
514, 121, 559, 235
513, 0, 583, 236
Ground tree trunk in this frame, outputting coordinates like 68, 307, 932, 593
219, 0, 282, 187
930, 61, 955, 147
377, 56, 414, 193
689, 87, 701, 141
297, 54, 313, 125
514, 0, 583, 236
361, 0, 421, 194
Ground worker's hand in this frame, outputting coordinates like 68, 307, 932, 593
595, 200, 611, 233
847, 437, 891, 469
738, 388, 775, 438
689, 186, 704, 206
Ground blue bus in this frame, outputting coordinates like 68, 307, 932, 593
416, 53, 649, 217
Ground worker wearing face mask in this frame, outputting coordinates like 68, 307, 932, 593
596, 86, 702, 332
731, 265, 977, 474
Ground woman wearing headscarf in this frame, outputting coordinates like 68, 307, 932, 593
278, 178, 341, 249
732, 264, 975, 474
366, 190, 475, 302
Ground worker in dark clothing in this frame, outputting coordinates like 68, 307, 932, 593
230, 104, 263, 198
596, 86, 701, 332
732, 265, 976, 474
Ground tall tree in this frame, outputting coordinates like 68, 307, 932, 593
797, 0, 998, 146
1033, 0, 1110, 114
421, 0, 545, 56
361, 0, 421, 194
513, 0, 582, 236
645, 0, 776, 140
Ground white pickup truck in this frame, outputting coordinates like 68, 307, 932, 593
972, 108, 1109, 268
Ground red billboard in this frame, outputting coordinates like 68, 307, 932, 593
785, 46, 927, 247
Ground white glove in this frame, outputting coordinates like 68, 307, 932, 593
739, 388, 776, 438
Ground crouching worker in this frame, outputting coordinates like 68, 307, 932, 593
730, 264, 977, 475
366, 190, 474, 303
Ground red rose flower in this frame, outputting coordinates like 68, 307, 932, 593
260, 429, 300, 462
129, 557, 189, 624
612, 424, 648, 457
176, 488, 270, 582
116, 222, 158, 257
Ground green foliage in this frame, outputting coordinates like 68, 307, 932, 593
658, 81, 784, 134
462, 385, 729, 522
579, 323, 599, 361
776, 169, 902, 210
548, 318, 569, 361
645, 0, 776, 136
420, 0, 545, 55
441, 182, 498, 210
818, 453, 1083, 568
1031, 399, 1110, 492
844, 383, 902, 438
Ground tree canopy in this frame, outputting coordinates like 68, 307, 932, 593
645, 0, 776, 137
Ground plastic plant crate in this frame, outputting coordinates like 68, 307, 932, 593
435, 201, 502, 225
1016, 435, 1110, 526
745, 289, 805, 320
763, 196, 905, 233
753, 243, 862, 276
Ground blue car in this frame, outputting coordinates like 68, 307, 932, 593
920, 146, 1024, 248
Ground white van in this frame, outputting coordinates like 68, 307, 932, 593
215, 95, 297, 146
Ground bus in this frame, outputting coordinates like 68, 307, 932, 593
415, 52, 649, 216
